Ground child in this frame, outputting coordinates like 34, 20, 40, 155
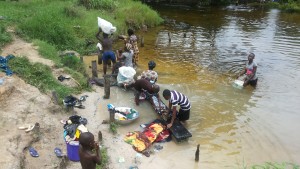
79, 132, 101, 169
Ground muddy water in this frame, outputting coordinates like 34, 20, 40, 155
85, 6, 300, 168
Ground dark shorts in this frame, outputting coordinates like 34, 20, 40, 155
102, 51, 116, 63
249, 78, 258, 87
177, 109, 190, 121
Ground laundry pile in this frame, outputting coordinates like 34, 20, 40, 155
63, 95, 88, 109
0, 54, 15, 76
124, 120, 170, 153
63, 115, 88, 143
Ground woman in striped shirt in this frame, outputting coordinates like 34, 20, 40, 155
162, 89, 191, 128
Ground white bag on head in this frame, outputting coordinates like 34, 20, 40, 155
97, 17, 117, 34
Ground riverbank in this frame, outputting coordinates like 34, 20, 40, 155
0, 35, 195, 169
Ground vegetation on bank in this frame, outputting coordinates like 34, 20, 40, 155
0, 0, 162, 104
238, 161, 300, 169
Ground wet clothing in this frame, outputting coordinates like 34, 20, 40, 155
249, 78, 258, 86
102, 51, 116, 63
170, 90, 191, 111
129, 35, 139, 64
178, 109, 190, 121
138, 70, 158, 84
246, 61, 257, 80
133, 79, 155, 94
120, 51, 133, 67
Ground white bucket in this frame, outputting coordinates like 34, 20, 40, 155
232, 80, 244, 89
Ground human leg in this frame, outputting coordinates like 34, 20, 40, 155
102, 51, 112, 75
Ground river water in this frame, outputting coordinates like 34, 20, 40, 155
85, 6, 300, 169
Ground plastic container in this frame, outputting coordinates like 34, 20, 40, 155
66, 141, 80, 161
232, 80, 244, 89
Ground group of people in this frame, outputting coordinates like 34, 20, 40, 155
96, 28, 139, 76
79, 27, 258, 169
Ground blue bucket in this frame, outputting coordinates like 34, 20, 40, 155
66, 141, 80, 161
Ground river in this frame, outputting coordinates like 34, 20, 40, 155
85, 5, 300, 169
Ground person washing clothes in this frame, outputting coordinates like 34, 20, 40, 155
237, 53, 258, 87
137, 60, 158, 84
116, 43, 133, 67
162, 89, 191, 129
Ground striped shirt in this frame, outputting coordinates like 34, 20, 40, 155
170, 90, 191, 111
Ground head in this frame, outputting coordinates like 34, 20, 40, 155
79, 132, 95, 149
127, 28, 134, 36
248, 53, 255, 62
125, 43, 132, 52
152, 84, 160, 94
162, 89, 171, 100
148, 61, 156, 70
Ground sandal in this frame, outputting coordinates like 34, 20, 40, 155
29, 147, 39, 157
25, 125, 35, 133
54, 147, 63, 157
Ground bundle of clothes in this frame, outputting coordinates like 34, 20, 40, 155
124, 119, 171, 153
63, 115, 88, 143
0, 55, 15, 76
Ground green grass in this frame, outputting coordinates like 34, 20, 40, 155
8, 57, 76, 100
0, 0, 163, 54
0, 24, 12, 50
96, 147, 109, 169
109, 122, 119, 134
33, 40, 62, 65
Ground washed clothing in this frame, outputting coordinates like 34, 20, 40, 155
246, 61, 257, 80
138, 70, 158, 84
121, 51, 133, 67
170, 90, 191, 111
102, 51, 116, 62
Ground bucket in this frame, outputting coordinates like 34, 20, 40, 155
66, 141, 80, 161
232, 80, 244, 89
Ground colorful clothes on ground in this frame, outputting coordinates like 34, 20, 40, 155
124, 123, 166, 152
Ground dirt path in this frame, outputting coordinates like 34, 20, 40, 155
1, 33, 54, 67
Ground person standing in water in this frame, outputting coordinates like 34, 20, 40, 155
162, 89, 191, 129
237, 53, 258, 87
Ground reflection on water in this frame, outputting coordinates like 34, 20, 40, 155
140, 6, 300, 168
84, 6, 300, 168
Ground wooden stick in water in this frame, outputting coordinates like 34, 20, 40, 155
195, 144, 200, 162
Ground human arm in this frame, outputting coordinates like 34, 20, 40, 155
116, 50, 122, 60
167, 106, 177, 129
93, 142, 102, 165
237, 67, 247, 79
